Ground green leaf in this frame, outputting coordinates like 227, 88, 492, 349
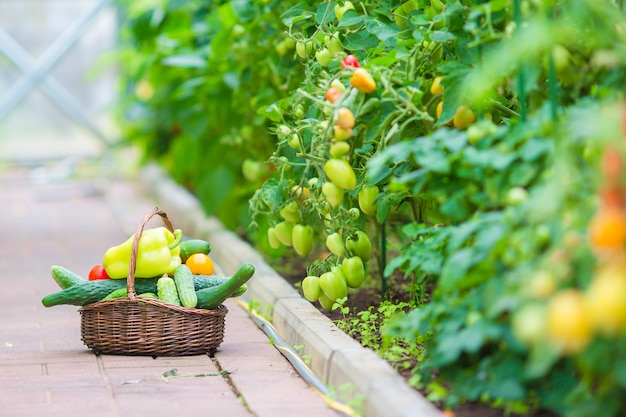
439, 247, 475, 291
230, 0, 256, 21
343, 31, 380, 51
260, 178, 288, 211
521, 137, 553, 161
524, 341, 562, 379
281, 3, 315, 26
223, 71, 240, 90
485, 378, 525, 400
437, 63, 472, 125
365, 17, 401, 41
161, 54, 207, 69
414, 141, 450, 173
430, 30, 456, 42
257, 104, 283, 122
337, 10, 363, 27
474, 222, 505, 253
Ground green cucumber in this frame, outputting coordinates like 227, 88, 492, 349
173, 264, 197, 308
179, 239, 211, 263
157, 276, 181, 306
42, 274, 231, 307
101, 288, 128, 301
196, 263, 255, 310
51, 265, 87, 289
138, 292, 158, 298
231, 284, 247, 298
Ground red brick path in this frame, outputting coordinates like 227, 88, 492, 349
0, 167, 340, 417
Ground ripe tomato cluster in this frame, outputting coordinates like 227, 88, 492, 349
512, 146, 626, 355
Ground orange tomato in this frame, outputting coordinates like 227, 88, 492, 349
349, 68, 376, 93
336, 107, 355, 129
325, 87, 343, 103
185, 253, 215, 275
588, 207, 626, 249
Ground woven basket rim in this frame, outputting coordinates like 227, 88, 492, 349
79, 296, 228, 315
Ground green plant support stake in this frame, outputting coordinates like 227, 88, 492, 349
513, 0, 527, 121
381, 221, 387, 297
546, 10, 559, 122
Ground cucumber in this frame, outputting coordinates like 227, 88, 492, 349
157, 276, 181, 306
173, 264, 198, 308
138, 292, 158, 298
179, 239, 211, 263
196, 263, 255, 310
42, 274, 231, 307
101, 288, 128, 301
51, 265, 87, 289
231, 284, 247, 298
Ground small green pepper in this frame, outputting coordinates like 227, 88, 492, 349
103, 227, 183, 279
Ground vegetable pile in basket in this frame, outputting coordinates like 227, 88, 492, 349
42, 231, 254, 310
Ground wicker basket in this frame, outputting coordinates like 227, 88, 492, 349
79, 207, 227, 356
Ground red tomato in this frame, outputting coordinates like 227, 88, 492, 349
88, 264, 110, 281
341, 54, 360, 69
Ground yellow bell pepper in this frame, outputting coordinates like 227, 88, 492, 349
103, 227, 182, 279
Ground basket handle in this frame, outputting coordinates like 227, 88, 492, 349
127, 207, 176, 301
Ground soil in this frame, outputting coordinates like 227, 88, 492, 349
267, 249, 559, 417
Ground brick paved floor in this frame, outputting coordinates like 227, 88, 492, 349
0, 165, 341, 417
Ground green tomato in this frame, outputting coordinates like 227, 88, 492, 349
319, 269, 348, 302
342, 256, 365, 288
511, 302, 547, 346
302, 275, 321, 302
287, 133, 301, 150
324, 158, 357, 190
318, 293, 336, 310
348, 207, 360, 220
275, 124, 291, 140
330, 79, 346, 92
346, 230, 372, 262
267, 227, 281, 249
242, 159, 268, 182
296, 41, 314, 59
315, 48, 332, 67
322, 181, 345, 207
324, 33, 343, 57
292, 224, 314, 257
358, 185, 380, 216
467, 120, 497, 145
431, 0, 445, 11
505, 187, 528, 206
329, 141, 351, 158
326, 232, 345, 257
274, 221, 294, 246
334, 1, 355, 21
280, 201, 302, 223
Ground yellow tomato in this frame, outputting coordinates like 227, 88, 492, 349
453, 105, 476, 129
546, 289, 592, 355
430, 76, 444, 96
586, 266, 626, 335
